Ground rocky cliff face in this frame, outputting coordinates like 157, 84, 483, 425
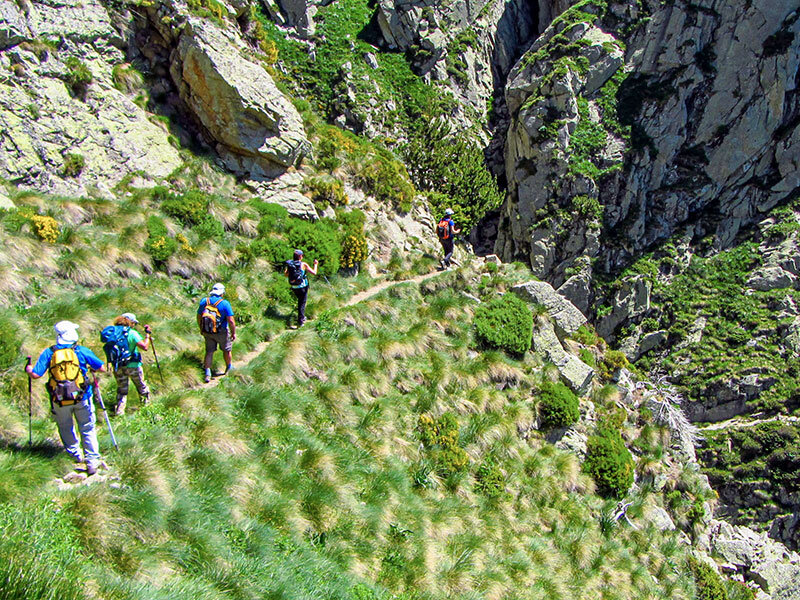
496, 0, 800, 289
0, 0, 309, 197
0, 0, 182, 196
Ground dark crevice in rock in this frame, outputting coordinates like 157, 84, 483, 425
124, 11, 211, 156
485, 0, 548, 218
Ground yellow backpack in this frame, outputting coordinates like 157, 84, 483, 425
47, 346, 85, 404
200, 297, 224, 334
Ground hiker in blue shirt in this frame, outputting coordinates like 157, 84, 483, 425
436, 208, 461, 269
25, 321, 106, 476
197, 282, 236, 383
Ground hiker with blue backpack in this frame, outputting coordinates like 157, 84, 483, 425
285, 249, 318, 328
198, 282, 236, 383
101, 313, 151, 416
25, 321, 106, 476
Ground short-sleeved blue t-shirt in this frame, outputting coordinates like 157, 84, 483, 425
197, 295, 234, 330
32, 344, 104, 400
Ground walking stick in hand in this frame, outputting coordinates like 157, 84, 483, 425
145, 325, 164, 384
26, 356, 32, 446
92, 374, 118, 450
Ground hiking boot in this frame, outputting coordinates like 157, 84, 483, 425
114, 398, 126, 416
204, 371, 212, 383
86, 463, 97, 476
141, 395, 150, 406
225, 364, 234, 375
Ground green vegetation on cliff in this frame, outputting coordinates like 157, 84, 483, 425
0, 184, 706, 598
700, 421, 800, 525
255, 0, 500, 229
625, 242, 800, 414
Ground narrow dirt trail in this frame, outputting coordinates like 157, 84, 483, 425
203, 268, 447, 388
699, 414, 800, 432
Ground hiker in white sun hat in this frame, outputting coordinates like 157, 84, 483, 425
197, 282, 236, 383
25, 321, 106, 476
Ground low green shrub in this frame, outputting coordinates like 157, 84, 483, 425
303, 176, 348, 209
193, 215, 224, 241
687, 556, 728, 600
538, 381, 580, 428
570, 324, 601, 346
600, 349, 629, 380
161, 189, 211, 226
263, 271, 295, 306
353, 151, 415, 210
578, 347, 596, 367
251, 236, 292, 265
144, 216, 176, 263
255, 202, 290, 235
474, 293, 533, 356
583, 424, 634, 498
286, 218, 341, 276
336, 207, 366, 235
62, 153, 85, 178
474, 458, 505, 499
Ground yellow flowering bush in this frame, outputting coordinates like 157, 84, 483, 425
176, 233, 195, 254
417, 412, 469, 476
340, 233, 368, 269
30, 215, 58, 243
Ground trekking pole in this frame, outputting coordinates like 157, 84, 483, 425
145, 325, 164, 384
92, 374, 118, 450
26, 356, 32, 446
322, 275, 341, 299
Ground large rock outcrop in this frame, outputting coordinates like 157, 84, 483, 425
513, 280, 594, 394
495, 7, 625, 285
496, 0, 800, 287
171, 18, 309, 180
0, 0, 182, 196
699, 520, 800, 600
0, 0, 309, 198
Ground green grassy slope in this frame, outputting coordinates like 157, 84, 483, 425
0, 197, 730, 600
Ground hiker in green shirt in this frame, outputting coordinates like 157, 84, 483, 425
111, 313, 151, 415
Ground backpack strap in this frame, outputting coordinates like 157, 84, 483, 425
212, 298, 223, 308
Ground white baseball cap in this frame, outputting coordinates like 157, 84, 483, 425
121, 312, 138, 324
54, 320, 80, 345
210, 283, 225, 295
444, 208, 454, 215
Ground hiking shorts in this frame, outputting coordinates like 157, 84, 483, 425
203, 329, 233, 353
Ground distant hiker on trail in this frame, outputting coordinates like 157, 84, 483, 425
198, 282, 235, 383
25, 321, 106, 476
285, 249, 318, 328
437, 208, 460, 270
101, 313, 151, 416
